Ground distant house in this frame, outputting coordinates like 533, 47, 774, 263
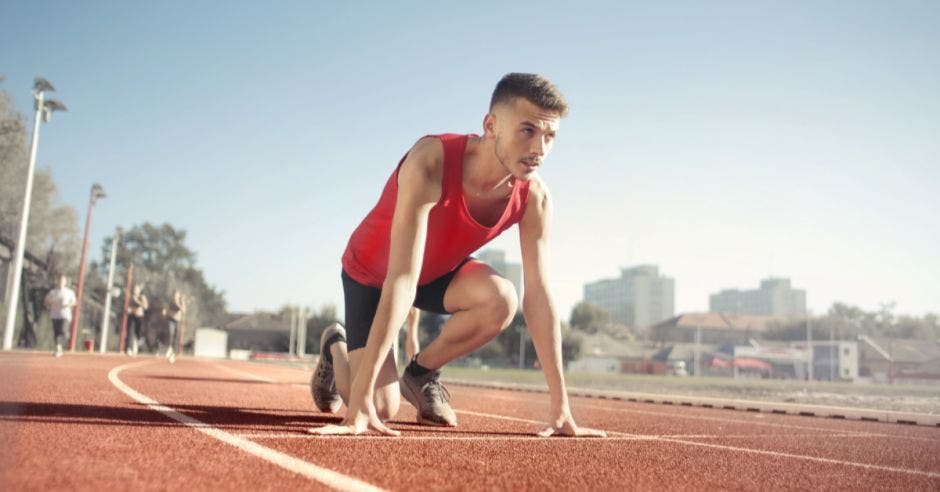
650, 312, 785, 346
858, 336, 940, 384
568, 332, 652, 374
222, 312, 290, 353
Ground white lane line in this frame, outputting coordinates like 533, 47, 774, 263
212, 363, 278, 384
237, 433, 654, 441
235, 432, 868, 441
108, 361, 384, 492
455, 409, 940, 479
181, 362, 940, 478
481, 392, 940, 443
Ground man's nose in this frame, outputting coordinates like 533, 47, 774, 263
531, 136, 547, 156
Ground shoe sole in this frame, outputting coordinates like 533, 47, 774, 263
399, 379, 457, 427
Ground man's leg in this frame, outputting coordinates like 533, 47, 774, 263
417, 261, 517, 369
400, 260, 517, 426
52, 319, 64, 357
404, 307, 420, 361
315, 324, 401, 420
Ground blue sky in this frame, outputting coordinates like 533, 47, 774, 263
2, 1, 938, 319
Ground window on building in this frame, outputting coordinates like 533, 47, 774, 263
843, 348, 850, 356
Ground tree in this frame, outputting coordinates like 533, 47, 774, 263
569, 301, 611, 335
763, 302, 940, 342
305, 304, 340, 354
97, 222, 227, 351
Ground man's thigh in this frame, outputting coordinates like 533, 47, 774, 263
441, 260, 511, 313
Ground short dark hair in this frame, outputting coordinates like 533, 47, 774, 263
489, 73, 569, 117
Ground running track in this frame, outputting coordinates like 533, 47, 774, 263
2, 352, 939, 491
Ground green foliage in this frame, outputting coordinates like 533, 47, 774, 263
100, 222, 228, 346
305, 304, 340, 353
569, 301, 611, 335
764, 302, 940, 342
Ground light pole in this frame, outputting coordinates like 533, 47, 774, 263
99, 228, 122, 353
69, 183, 106, 351
2, 78, 67, 351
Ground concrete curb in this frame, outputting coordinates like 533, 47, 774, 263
444, 378, 940, 427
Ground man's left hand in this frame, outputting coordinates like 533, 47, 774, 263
538, 411, 607, 438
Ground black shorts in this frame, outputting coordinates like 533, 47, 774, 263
52, 319, 66, 339
342, 258, 471, 350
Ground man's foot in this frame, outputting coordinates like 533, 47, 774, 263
311, 324, 345, 413
399, 366, 457, 427
54, 345, 63, 358
167, 348, 175, 363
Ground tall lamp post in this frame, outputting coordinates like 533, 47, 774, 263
2, 78, 67, 351
69, 183, 106, 351
99, 228, 122, 353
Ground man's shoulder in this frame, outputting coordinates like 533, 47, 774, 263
407, 136, 445, 168
525, 173, 551, 201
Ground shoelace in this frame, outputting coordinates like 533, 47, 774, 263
421, 380, 451, 404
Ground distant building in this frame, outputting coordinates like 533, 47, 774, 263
222, 312, 289, 353
710, 277, 806, 316
858, 336, 940, 384
583, 265, 674, 328
476, 249, 522, 308
650, 311, 778, 346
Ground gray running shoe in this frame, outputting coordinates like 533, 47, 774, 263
399, 367, 457, 427
311, 323, 345, 413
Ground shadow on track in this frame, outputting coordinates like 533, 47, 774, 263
0, 401, 342, 431
144, 375, 272, 385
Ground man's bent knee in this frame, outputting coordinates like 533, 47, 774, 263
479, 278, 517, 337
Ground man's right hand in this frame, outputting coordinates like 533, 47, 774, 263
307, 399, 400, 437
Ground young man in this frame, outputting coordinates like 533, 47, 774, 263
165, 291, 185, 363
310, 73, 605, 438
127, 284, 149, 356
44, 275, 76, 357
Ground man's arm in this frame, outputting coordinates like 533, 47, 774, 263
313, 137, 443, 436
519, 178, 606, 438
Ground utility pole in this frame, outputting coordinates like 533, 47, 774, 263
2, 78, 66, 350
297, 307, 307, 357
288, 307, 296, 357
806, 316, 814, 381
69, 183, 106, 351
99, 231, 120, 353
518, 325, 526, 369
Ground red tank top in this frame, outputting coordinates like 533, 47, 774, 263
342, 133, 531, 287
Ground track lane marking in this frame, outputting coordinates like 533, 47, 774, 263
479, 391, 940, 443
454, 409, 940, 479
236, 432, 870, 441
212, 363, 278, 383
211, 362, 940, 478
108, 360, 384, 492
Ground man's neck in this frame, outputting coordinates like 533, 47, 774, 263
464, 136, 514, 195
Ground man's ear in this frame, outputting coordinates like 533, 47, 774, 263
483, 112, 497, 140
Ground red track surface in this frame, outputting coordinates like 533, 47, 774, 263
2, 352, 939, 491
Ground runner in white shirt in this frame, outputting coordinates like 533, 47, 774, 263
44, 275, 77, 357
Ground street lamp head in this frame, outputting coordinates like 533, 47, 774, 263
41, 99, 68, 123
90, 183, 106, 204
33, 77, 56, 93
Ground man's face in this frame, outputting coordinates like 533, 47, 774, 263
58, 276, 67, 288
486, 98, 560, 181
